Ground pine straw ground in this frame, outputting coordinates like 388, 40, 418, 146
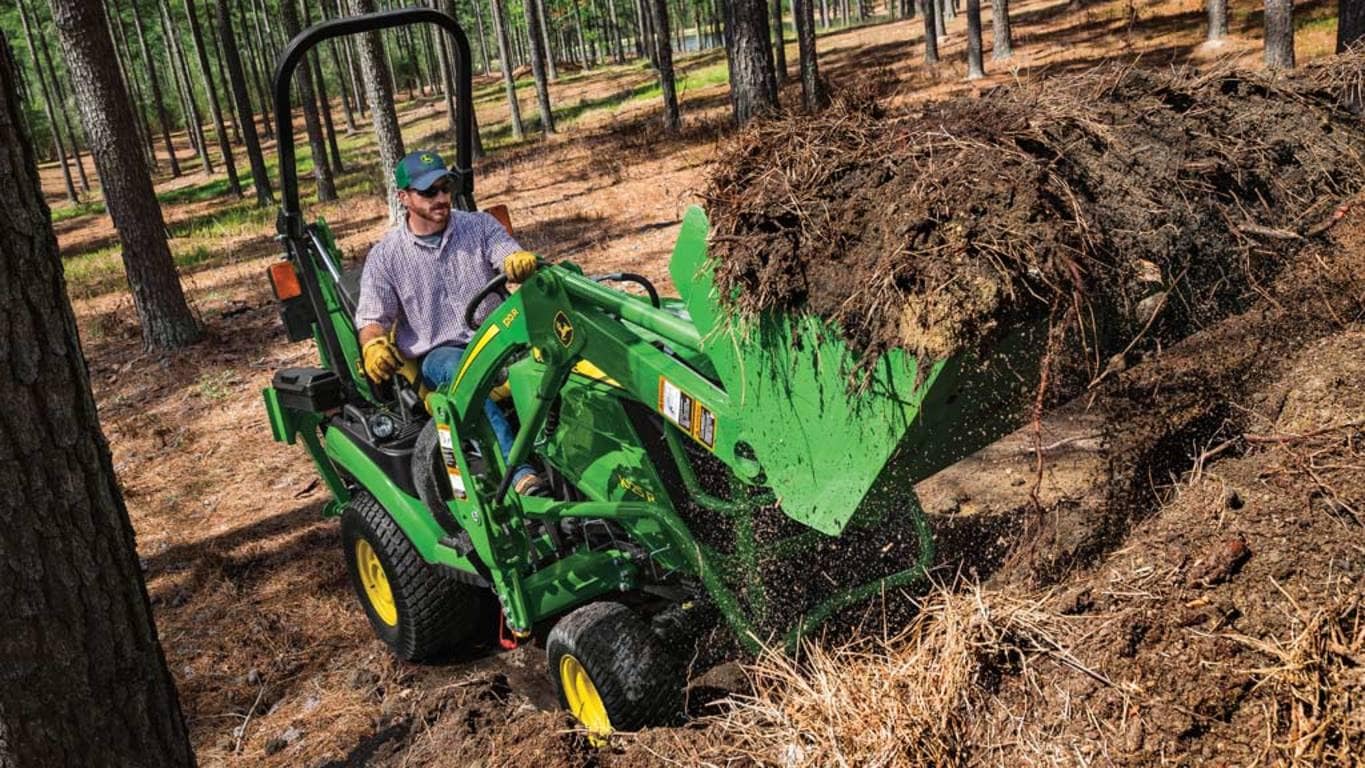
705, 51, 1365, 372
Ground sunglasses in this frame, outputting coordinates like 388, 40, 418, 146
414, 183, 452, 198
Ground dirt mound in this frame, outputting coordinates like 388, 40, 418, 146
705, 54, 1365, 368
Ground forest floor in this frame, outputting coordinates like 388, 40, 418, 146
42, 0, 1360, 764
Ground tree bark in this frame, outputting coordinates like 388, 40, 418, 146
471, 0, 493, 75
490, 0, 525, 140
106, 0, 157, 169
523, 0, 558, 133
183, 0, 242, 197
350, 0, 407, 222
1264, 0, 1294, 69
301, 0, 346, 174
923, 0, 939, 64
965, 0, 984, 78
48, 0, 201, 348
16, 0, 80, 203
992, 0, 1012, 59
0, 33, 196, 767
279, 0, 338, 201
724, 0, 779, 125
203, 17, 242, 145
607, 0, 625, 61
1339, 0, 1365, 51
239, 0, 275, 138
130, 0, 181, 176
217, 0, 272, 205
648, 0, 682, 131
794, 0, 821, 109
1206, 0, 1227, 41
28, 0, 93, 192
939, 0, 953, 23
158, 0, 214, 174
934, 0, 947, 36
772, 0, 787, 84
537, 0, 560, 80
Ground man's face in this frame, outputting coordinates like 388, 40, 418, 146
399, 179, 453, 227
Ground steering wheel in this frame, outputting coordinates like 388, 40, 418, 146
464, 274, 509, 331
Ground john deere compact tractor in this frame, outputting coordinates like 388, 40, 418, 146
263, 8, 1046, 738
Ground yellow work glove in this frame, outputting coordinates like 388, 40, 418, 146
362, 337, 401, 382
503, 250, 538, 283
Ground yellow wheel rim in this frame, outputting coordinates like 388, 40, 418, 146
559, 654, 612, 744
355, 539, 397, 626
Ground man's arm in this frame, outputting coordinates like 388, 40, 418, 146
358, 323, 386, 346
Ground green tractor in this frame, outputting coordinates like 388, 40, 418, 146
264, 8, 1045, 738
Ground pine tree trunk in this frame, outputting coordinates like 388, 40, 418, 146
724, 0, 779, 125
15, 0, 80, 203
608, 0, 626, 61
239, 0, 275, 138
1264, 0, 1295, 69
1206, 0, 1227, 41
524, 0, 558, 133
537, 0, 560, 80
130, 0, 181, 176
490, 0, 525, 140
772, 0, 787, 84
217, 0, 272, 205
923, 0, 939, 63
28, 0, 93, 193
106, 0, 157, 169
992, 0, 1012, 58
280, 0, 338, 201
204, 22, 242, 145
573, 0, 591, 69
794, 0, 819, 109
0, 39, 196, 768
183, 0, 242, 197
330, 37, 358, 133
48, 0, 201, 348
965, 0, 983, 78
350, 0, 407, 223
1338, 0, 1365, 51
934, 0, 947, 35
649, 0, 682, 130
159, 0, 214, 174
301, 0, 346, 174
940, 0, 953, 22
471, 0, 493, 75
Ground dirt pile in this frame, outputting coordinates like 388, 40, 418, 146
705, 54, 1365, 367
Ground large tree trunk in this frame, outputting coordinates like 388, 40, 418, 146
490, 0, 525, 140
772, 0, 787, 84
350, 0, 406, 222
280, 0, 338, 202
992, 0, 1012, 59
1339, 0, 1365, 51
16, 0, 80, 203
794, 0, 820, 110
49, 0, 201, 349
1264, 0, 1294, 69
130, 0, 181, 176
0, 36, 194, 768
923, 0, 939, 64
183, 0, 242, 197
724, 0, 779, 125
648, 0, 682, 131
965, 0, 984, 78
524, 0, 558, 133
217, 0, 272, 205
1206, 0, 1227, 41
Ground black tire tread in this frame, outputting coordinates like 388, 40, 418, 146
342, 492, 477, 661
546, 602, 683, 732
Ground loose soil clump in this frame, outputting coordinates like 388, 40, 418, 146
705, 54, 1365, 368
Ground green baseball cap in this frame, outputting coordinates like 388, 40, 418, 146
394, 150, 453, 191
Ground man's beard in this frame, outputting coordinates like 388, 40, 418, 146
412, 203, 450, 227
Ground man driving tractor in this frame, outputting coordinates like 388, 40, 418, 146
354, 149, 543, 494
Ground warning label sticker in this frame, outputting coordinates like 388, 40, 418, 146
436, 424, 467, 499
658, 377, 717, 450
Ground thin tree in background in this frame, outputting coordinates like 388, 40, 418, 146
724, 0, 779, 125
217, 0, 272, 205
538, 0, 560, 80
105, 0, 157, 168
1264, 0, 1294, 69
648, 0, 681, 130
280, 0, 338, 202
1206, 0, 1227, 42
772, 0, 787, 83
934, 0, 946, 36
794, 0, 821, 109
16, 0, 80, 203
923, 0, 938, 64
992, 0, 1011, 59
524, 0, 558, 134
183, 0, 242, 197
351, 0, 407, 222
48, 0, 201, 348
0, 32, 196, 767
965, 0, 983, 79
301, 0, 346, 174
30, 0, 93, 192
490, 0, 525, 140
129, 0, 181, 176
158, 0, 214, 174
1339, 0, 1365, 51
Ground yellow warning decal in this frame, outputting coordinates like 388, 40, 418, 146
657, 376, 716, 450
435, 424, 467, 500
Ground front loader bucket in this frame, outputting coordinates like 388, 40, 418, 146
670, 206, 1046, 536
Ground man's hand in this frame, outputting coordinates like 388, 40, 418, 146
362, 337, 401, 382
503, 251, 538, 283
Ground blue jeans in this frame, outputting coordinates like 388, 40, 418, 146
421, 344, 536, 487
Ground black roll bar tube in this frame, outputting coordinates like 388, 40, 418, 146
272, 8, 475, 240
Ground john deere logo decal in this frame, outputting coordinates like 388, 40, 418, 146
553, 312, 574, 347
420, 153, 436, 165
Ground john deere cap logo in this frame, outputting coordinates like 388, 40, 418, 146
420, 153, 436, 166
553, 312, 574, 347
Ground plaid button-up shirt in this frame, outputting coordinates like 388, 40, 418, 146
354, 210, 524, 358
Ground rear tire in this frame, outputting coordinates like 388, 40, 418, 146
341, 492, 480, 661
546, 602, 684, 737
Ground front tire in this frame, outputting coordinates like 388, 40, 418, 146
546, 602, 684, 738
341, 492, 480, 661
